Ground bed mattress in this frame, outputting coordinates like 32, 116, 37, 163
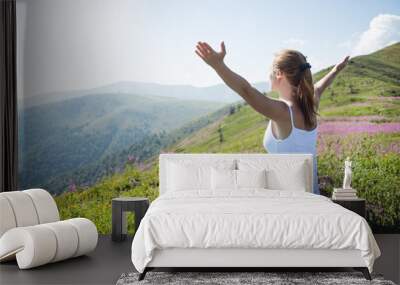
131, 189, 381, 273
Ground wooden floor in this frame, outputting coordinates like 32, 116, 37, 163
0, 234, 398, 285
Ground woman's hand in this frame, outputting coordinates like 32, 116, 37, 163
333, 55, 350, 73
195, 41, 226, 69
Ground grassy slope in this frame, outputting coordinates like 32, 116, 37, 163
315, 42, 400, 118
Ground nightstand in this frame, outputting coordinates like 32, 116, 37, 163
332, 198, 366, 218
112, 197, 150, 242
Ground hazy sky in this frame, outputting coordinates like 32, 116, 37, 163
17, 0, 400, 97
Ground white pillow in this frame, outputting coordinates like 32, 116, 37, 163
211, 168, 268, 191
266, 167, 307, 191
237, 159, 308, 191
167, 162, 209, 191
167, 159, 235, 192
236, 169, 267, 189
211, 168, 236, 191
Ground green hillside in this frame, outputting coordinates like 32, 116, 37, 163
47, 103, 234, 195
55, 42, 400, 234
314, 42, 400, 118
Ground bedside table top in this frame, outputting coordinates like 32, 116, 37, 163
112, 197, 149, 202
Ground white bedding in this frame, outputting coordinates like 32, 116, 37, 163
131, 189, 381, 273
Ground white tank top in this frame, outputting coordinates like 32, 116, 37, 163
263, 99, 319, 194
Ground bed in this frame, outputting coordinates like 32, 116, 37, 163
131, 153, 381, 281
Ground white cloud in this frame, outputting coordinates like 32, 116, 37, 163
337, 32, 360, 49
282, 38, 306, 48
336, 32, 361, 52
351, 14, 400, 56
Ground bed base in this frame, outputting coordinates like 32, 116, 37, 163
137, 248, 372, 281
138, 266, 371, 281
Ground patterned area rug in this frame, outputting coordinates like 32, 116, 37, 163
116, 271, 396, 285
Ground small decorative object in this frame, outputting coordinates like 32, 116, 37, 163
342, 156, 352, 189
332, 157, 358, 200
332, 187, 357, 200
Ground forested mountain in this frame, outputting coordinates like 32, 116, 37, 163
18, 92, 227, 193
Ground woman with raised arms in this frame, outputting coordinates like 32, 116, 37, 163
195, 41, 349, 194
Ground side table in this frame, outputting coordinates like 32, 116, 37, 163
332, 198, 366, 218
112, 197, 149, 242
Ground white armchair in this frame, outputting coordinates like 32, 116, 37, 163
0, 188, 98, 269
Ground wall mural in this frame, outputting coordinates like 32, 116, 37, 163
17, 0, 400, 234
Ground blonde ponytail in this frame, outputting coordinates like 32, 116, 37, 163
296, 70, 318, 129
273, 49, 319, 129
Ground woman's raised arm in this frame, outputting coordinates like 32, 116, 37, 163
313, 55, 350, 108
195, 41, 287, 122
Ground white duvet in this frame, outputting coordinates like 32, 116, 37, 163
131, 189, 381, 273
